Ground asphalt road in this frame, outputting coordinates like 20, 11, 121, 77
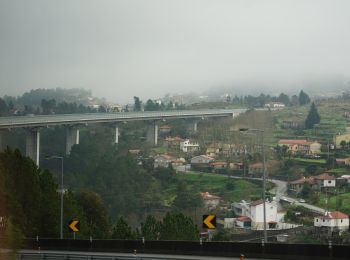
230, 175, 326, 214
18, 249, 274, 260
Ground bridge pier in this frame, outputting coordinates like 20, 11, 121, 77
25, 129, 40, 166
0, 130, 4, 151
146, 121, 158, 146
115, 125, 119, 144
66, 127, 79, 155
193, 121, 198, 133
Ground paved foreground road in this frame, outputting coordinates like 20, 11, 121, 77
18, 249, 274, 260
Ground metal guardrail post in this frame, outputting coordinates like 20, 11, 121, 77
328, 240, 333, 258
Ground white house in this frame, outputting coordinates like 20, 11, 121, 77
250, 199, 278, 230
180, 139, 200, 153
265, 102, 285, 109
314, 211, 349, 231
313, 173, 336, 189
232, 199, 278, 230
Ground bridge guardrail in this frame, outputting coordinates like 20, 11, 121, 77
9, 238, 349, 260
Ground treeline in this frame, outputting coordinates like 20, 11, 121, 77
133, 96, 185, 111
226, 90, 311, 107
0, 148, 110, 241
0, 148, 200, 242
0, 88, 106, 116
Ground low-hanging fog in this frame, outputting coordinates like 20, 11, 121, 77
1, 0, 350, 103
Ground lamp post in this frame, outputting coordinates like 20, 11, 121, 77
239, 128, 267, 243
46, 155, 64, 239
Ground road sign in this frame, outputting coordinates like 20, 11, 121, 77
202, 215, 216, 229
68, 219, 80, 232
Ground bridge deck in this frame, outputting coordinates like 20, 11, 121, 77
0, 109, 246, 129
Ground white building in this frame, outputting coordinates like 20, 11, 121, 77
265, 102, 286, 109
232, 199, 278, 230
250, 199, 278, 230
180, 139, 200, 153
314, 211, 349, 231
313, 173, 336, 189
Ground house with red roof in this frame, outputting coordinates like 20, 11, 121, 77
314, 211, 349, 231
312, 173, 336, 189
288, 173, 336, 194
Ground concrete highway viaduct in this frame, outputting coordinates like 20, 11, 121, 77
0, 109, 246, 166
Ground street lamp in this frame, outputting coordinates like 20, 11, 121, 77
239, 128, 267, 243
46, 155, 64, 239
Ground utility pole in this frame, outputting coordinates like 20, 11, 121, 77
46, 156, 64, 239
239, 128, 267, 243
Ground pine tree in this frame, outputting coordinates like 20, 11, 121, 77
305, 102, 320, 129
133, 96, 142, 111
111, 216, 134, 239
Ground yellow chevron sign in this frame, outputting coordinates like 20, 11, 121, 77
203, 215, 216, 229
68, 220, 80, 232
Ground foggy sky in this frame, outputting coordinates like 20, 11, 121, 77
1, 0, 350, 103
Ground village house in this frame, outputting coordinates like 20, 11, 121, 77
334, 133, 350, 149
190, 155, 214, 165
336, 158, 350, 166
200, 192, 221, 210
206, 143, 220, 157
278, 139, 322, 155
235, 216, 252, 228
248, 162, 264, 176
314, 211, 349, 231
153, 154, 186, 169
209, 161, 228, 171
229, 162, 244, 170
153, 154, 175, 168
232, 199, 279, 230
180, 139, 200, 153
288, 176, 318, 194
164, 136, 184, 149
313, 173, 336, 190
341, 175, 350, 183
264, 102, 285, 109
159, 125, 172, 135
288, 173, 336, 194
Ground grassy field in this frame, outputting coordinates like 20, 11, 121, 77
317, 192, 350, 215
272, 99, 349, 142
327, 167, 350, 176
174, 171, 264, 203
292, 157, 326, 165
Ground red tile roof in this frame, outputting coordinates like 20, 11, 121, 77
210, 161, 227, 166
313, 173, 336, 180
319, 211, 349, 219
278, 139, 312, 145
237, 216, 251, 222
289, 177, 307, 185
249, 163, 264, 168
